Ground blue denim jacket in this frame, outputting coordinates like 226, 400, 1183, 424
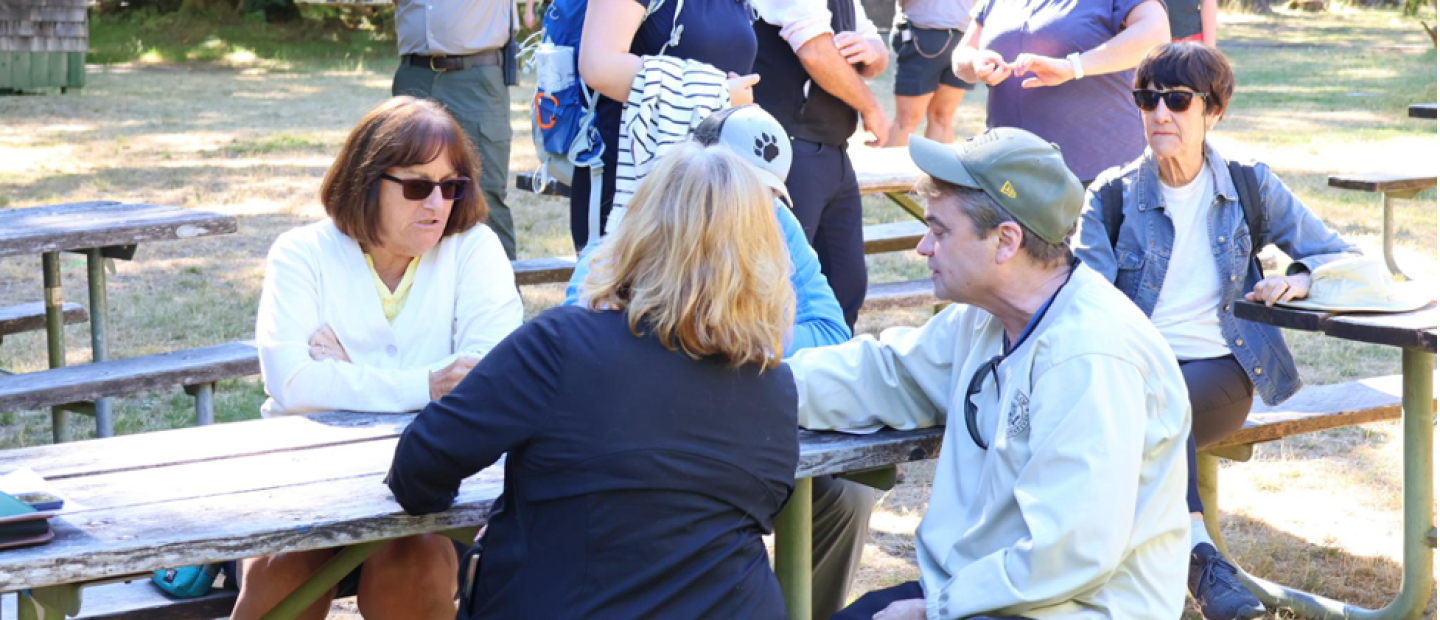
1073, 143, 1360, 405
562, 199, 852, 356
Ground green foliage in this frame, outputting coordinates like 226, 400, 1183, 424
87, 8, 396, 65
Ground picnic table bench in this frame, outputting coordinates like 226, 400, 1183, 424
0, 302, 87, 347
517, 145, 930, 220
1325, 171, 1437, 280
1227, 300, 1437, 620
0, 201, 238, 442
0, 412, 942, 620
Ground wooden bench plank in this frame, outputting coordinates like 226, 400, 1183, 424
514, 146, 926, 199
0, 412, 412, 480
1324, 305, 1438, 353
1410, 103, 1437, 119
71, 583, 239, 620
1210, 373, 1436, 449
0, 341, 259, 413
511, 220, 927, 286
861, 279, 942, 313
0, 301, 87, 337
0, 469, 504, 591
1327, 172, 1438, 194
0, 202, 238, 259
512, 256, 578, 286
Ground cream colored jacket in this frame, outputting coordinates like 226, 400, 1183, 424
256, 220, 522, 417
789, 264, 1190, 620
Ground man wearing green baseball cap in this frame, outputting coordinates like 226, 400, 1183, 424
788, 128, 1193, 620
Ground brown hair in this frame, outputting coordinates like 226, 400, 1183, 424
320, 96, 487, 248
582, 143, 794, 370
915, 175, 1074, 268
1134, 42, 1236, 117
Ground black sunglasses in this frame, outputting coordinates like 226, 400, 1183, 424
964, 354, 1003, 451
1132, 89, 1207, 113
379, 174, 470, 201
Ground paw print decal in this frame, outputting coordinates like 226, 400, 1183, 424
754, 133, 780, 163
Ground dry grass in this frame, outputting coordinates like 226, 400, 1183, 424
0, 4, 1437, 618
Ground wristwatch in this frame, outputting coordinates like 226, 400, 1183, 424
1067, 52, 1085, 80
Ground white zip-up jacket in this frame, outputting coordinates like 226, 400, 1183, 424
255, 220, 523, 417
789, 263, 1190, 619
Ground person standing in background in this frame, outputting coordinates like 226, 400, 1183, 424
392, 0, 520, 260
751, 0, 890, 334
1169, 0, 1219, 46
950, 0, 1169, 184
883, 0, 975, 146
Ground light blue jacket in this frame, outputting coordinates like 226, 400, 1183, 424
563, 200, 852, 356
1074, 143, 1360, 405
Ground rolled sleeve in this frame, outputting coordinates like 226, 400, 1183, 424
752, 0, 836, 52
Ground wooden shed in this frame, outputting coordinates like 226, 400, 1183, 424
0, 0, 88, 93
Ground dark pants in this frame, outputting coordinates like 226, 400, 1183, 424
393, 60, 517, 260
787, 139, 866, 330
829, 581, 1029, 620
1180, 355, 1256, 514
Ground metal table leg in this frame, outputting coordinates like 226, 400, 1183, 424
885, 192, 925, 222
259, 540, 387, 620
776, 476, 814, 620
1380, 190, 1421, 281
41, 252, 68, 444
86, 248, 114, 438
1233, 348, 1434, 619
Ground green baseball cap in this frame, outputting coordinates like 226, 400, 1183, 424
908, 128, 1084, 245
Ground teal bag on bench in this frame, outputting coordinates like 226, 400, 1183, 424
152, 564, 220, 598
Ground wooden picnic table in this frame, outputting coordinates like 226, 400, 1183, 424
1409, 103, 1436, 119
0, 411, 942, 619
1234, 301, 1436, 620
0, 201, 237, 442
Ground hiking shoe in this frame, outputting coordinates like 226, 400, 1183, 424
1189, 543, 1266, 620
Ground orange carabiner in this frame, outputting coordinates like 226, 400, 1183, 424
534, 92, 560, 130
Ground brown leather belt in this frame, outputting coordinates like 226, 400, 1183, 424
406, 51, 501, 72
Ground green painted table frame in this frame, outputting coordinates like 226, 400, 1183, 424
1229, 301, 1436, 620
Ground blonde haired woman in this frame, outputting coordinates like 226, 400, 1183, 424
388, 143, 799, 619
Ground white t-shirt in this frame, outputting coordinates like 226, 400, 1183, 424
1152, 168, 1231, 361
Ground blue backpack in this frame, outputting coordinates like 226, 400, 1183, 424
526, 0, 685, 247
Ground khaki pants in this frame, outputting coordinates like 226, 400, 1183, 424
393, 60, 517, 260
811, 475, 878, 620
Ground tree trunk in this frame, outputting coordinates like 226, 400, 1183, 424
1248, 0, 1274, 14
264, 0, 302, 22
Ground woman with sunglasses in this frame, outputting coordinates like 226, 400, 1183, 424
1074, 43, 1358, 620
241, 96, 523, 620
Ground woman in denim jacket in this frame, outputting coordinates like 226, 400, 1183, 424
1073, 43, 1359, 620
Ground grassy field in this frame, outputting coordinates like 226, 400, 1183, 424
1, 4, 1436, 617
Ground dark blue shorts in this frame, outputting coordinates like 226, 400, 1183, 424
891, 25, 974, 96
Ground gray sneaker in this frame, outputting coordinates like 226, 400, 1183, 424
1189, 543, 1266, 620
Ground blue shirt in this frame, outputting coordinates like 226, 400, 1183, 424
1073, 142, 1361, 405
563, 199, 852, 355
973, 0, 1148, 180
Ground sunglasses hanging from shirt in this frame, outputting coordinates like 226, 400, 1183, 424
379, 174, 471, 201
1132, 89, 1208, 113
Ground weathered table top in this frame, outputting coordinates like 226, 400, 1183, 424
850, 146, 926, 194
0, 412, 942, 592
1235, 301, 1438, 353
1410, 103, 1437, 119
0, 201, 237, 258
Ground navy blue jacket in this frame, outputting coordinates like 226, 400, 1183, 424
388, 306, 798, 619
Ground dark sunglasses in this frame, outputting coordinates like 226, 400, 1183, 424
964, 354, 1003, 451
1132, 89, 1207, 113
379, 174, 470, 201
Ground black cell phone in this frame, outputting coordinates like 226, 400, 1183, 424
13, 492, 63, 512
